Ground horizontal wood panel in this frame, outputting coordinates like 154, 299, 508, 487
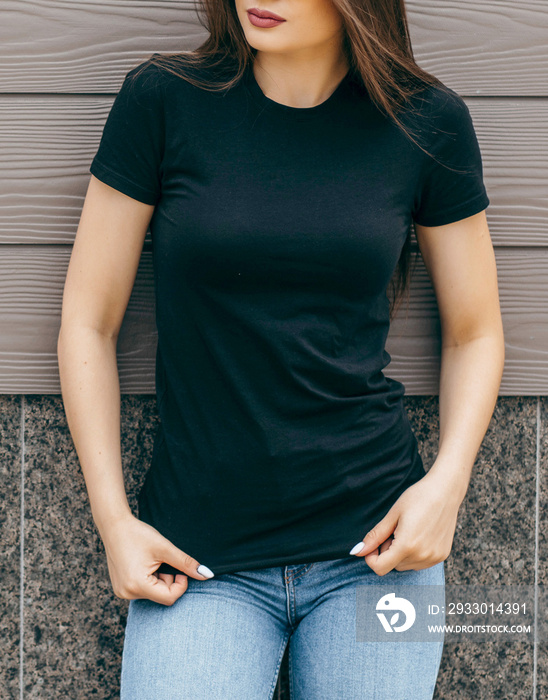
0, 97, 546, 245
0, 1, 546, 94
406, 0, 548, 96
0, 1, 204, 93
0, 246, 546, 395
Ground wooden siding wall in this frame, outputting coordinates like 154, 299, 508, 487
0, 1, 546, 394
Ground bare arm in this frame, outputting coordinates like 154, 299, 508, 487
416, 209, 505, 498
350, 210, 505, 574
58, 175, 214, 604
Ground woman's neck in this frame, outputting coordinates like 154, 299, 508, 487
251, 49, 350, 109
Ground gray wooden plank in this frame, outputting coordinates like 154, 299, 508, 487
0, 96, 546, 246
0, 96, 111, 243
0, 246, 546, 395
0, 1, 547, 94
0, 247, 156, 393
406, 0, 548, 96
0, 0, 205, 93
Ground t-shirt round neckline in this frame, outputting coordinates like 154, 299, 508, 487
242, 62, 353, 120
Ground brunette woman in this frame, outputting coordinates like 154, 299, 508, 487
57, 0, 504, 697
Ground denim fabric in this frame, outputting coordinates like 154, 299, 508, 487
120, 556, 445, 699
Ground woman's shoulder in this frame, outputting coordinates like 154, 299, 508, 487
113, 56, 172, 116
407, 79, 472, 128
122, 54, 184, 94
127, 52, 237, 87
399, 78, 478, 158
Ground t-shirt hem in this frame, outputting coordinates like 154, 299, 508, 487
413, 190, 490, 227
89, 159, 159, 205
156, 546, 361, 577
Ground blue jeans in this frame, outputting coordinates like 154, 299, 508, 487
120, 556, 445, 699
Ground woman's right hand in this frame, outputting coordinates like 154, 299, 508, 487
98, 512, 214, 606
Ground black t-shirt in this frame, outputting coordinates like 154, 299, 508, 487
89, 55, 489, 576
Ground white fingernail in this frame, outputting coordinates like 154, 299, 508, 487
349, 542, 366, 555
197, 564, 215, 578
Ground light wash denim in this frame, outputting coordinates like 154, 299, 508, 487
120, 556, 445, 699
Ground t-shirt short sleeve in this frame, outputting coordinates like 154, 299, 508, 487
412, 86, 490, 227
89, 58, 165, 205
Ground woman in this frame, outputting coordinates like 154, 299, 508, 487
57, 0, 504, 697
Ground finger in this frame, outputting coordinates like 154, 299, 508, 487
349, 510, 399, 558
364, 536, 407, 576
158, 573, 174, 586
379, 535, 393, 554
160, 541, 215, 581
165, 575, 189, 597
143, 573, 189, 606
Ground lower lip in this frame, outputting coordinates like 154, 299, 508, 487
247, 12, 285, 28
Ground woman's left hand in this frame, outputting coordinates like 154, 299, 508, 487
349, 467, 464, 575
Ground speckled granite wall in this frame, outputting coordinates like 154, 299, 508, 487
0, 395, 545, 699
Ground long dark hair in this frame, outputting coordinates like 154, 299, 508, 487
136, 0, 455, 317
